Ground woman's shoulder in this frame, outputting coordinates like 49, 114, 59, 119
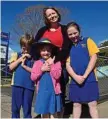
60, 24, 66, 29
38, 26, 48, 32
35, 26, 48, 41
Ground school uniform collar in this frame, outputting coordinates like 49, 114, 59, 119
72, 36, 83, 46
40, 58, 45, 63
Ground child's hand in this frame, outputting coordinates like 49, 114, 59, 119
21, 58, 26, 67
74, 75, 85, 85
22, 53, 31, 59
41, 63, 51, 72
46, 56, 55, 65
18, 53, 31, 63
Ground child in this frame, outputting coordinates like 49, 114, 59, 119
31, 38, 63, 118
66, 22, 100, 118
9, 34, 35, 118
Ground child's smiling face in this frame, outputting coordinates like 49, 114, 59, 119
67, 26, 80, 43
40, 45, 52, 60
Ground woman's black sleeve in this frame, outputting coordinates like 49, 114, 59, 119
54, 47, 71, 64
34, 26, 47, 42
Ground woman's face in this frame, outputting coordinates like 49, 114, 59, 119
45, 9, 59, 23
67, 26, 80, 43
40, 45, 52, 60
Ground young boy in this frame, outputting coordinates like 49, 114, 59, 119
9, 34, 35, 118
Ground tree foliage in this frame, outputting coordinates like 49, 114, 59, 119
99, 40, 108, 47
99, 40, 108, 57
13, 4, 70, 37
97, 40, 108, 66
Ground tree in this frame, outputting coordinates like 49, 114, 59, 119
97, 40, 108, 67
13, 4, 70, 37
99, 40, 108, 57
99, 40, 108, 47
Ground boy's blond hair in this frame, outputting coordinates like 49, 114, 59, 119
20, 33, 34, 49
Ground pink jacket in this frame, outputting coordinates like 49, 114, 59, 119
31, 60, 62, 94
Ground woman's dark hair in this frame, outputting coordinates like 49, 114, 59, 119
43, 7, 61, 27
67, 21, 81, 33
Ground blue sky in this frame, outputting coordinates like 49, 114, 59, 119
1, 1, 108, 51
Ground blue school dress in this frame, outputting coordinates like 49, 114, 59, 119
69, 37, 99, 103
34, 59, 62, 114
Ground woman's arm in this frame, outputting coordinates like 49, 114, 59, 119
54, 25, 72, 63
35, 26, 47, 42
54, 48, 71, 64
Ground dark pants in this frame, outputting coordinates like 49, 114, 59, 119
60, 68, 69, 106
11, 86, 34, 118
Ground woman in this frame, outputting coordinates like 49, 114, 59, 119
35, 7, 71, 62
34, 7, 72, 117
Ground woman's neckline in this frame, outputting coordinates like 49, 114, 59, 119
49, 23, 60, 32
49, 26, 61, 32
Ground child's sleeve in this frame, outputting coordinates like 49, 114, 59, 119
31, 60, 43, 81
8, 52, 18, 63
87, 38, 100, 56
50, 61, 62, 80
66, 56, 72, 83
66, 56, 70, 63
